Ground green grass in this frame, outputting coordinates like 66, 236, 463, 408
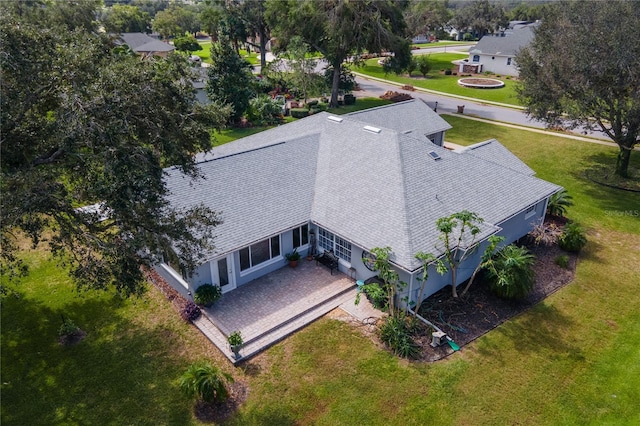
3, 115, 639, 425
354, 53, 521, 106
412, 40, 475, 48
196, 41, 259, 65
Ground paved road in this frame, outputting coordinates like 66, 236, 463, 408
353, 74, 611, 142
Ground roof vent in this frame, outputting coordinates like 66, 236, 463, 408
363, 125, 381, 134
327, 115, 343, 123
428, 150, 441, 160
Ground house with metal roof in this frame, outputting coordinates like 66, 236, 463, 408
158, 99, 561, 308
462, 24, 537, 76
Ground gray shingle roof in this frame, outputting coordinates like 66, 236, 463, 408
119, 33, 174, 53
470, 25, 536, 57
347, 99, 451, 139
163, 102, 560, 270
454, 139, 536, 176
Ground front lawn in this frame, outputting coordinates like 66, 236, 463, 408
354, 54, 522, 106
196, 41, 259, 65
2, 116, 639, 425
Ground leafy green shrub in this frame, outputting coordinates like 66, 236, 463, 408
227, 331, 243, 347
559, 222, 587, 253
290, 108, 310, 118
357, 281, 388, 310
310, 103, 327, 113
59, 316, 81, 337
343, 94, 356, 105
547, 189, 574, 217
306, 99, 318, 108
528, 222, 562, 246
486, 244, 536, 299
179, 362, 234, 403
378, 314, 420, 359
180, 301, 201, 322
246, 94, 283, 126
554, 254, 570, 269
444, 69, 452, 75
193, 284, 222, 307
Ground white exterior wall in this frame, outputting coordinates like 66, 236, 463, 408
477, 54, 519, 76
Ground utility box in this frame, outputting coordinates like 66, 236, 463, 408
431, 331, 447, 347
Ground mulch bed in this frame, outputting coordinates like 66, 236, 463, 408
408, 239, 578, 362
193, 381, 250, 424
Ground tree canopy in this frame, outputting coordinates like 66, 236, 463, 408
266, 0, 411, 107
102, 4, 151, 34
1, 7, 230, 296
516, 0, 640, 177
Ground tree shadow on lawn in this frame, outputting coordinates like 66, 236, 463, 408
1, 293, 195, 425
475, 302, 585, 363
577, 152, 640, 211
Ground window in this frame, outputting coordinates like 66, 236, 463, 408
318, 227, 352, 262
239, 236, 281, 271
507, 57, 512, 65
472, 55, 480, 62
292, 224, 309, 249
524, 205, 536, 219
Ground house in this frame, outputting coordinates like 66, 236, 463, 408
117, 32, 175, 58
157, 99, 561, 310
461, 23, 537, 76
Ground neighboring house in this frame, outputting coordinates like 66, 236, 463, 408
117, 32, 175, 58
157, 99, 560, 308
461, 23, 537, 76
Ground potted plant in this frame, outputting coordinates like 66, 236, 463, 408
193, 283, 222, 307
285, 248, 301, 268
228, 331, 243, 359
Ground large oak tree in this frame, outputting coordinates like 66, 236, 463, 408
516, 0, 640, 178
1, 8, 230, 296
266, 0, 411, 107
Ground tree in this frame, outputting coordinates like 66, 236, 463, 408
102, 4, 151, 33
404, 0, 452, 39
266, 0, 411, 107
485, 244, 536, 300
431, 211, 502, 298
516, 1, 640, 178
0, 0, 100, 32
152, 5, 200, 39
174, 33, 203, 53
179, 362, 234, 403
281, 36, 324, 103
451, 0, 506, 39
206, 33, 255, 122
226, 0, 271, 69
416, 54, 431, 78
1, 10, 231, 296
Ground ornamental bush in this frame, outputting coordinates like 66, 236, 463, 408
179, 362, 233, 403
290, 108, 309, 118
559, 222, 587, 253
486, 244, 536, 299
378, 314, 420, 359
193, 284, 222, 307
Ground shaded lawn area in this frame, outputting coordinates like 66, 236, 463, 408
354, 54, 521, 106
196, 41, 259, 65
2, 117, 639, 425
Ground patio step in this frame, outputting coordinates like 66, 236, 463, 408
238, 286, 358, 362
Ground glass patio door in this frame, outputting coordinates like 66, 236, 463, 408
210, 255, 236, 293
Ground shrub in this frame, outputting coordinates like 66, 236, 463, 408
555, 254, 570, 269
179, 362, 234, 403
343, 94, 356, 105
290, 108, 310, 118
378, 314, 420, 359
180, 301, 201, 322
444, 69, 452, 75
227, 331, 243, 347
559, 222, 587, 253
306, 99, 318, 108
310, 104, 327, 113
547, 189, 574, 217
246, 94, 283, 126
59, 316, 81, 337
486, 244, 536, 299
528, 222, 562, 246
193, 284, 222, 307
360, 281, 388, 310
417, 54, 431, 77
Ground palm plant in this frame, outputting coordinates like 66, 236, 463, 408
179, 362, 234, 404
547, 189, 574, 217
485, 244, 536, 299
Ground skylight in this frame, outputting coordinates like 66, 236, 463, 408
363, 125, 381, 134
327, 116, 343, 123
428, 150, 441, 160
